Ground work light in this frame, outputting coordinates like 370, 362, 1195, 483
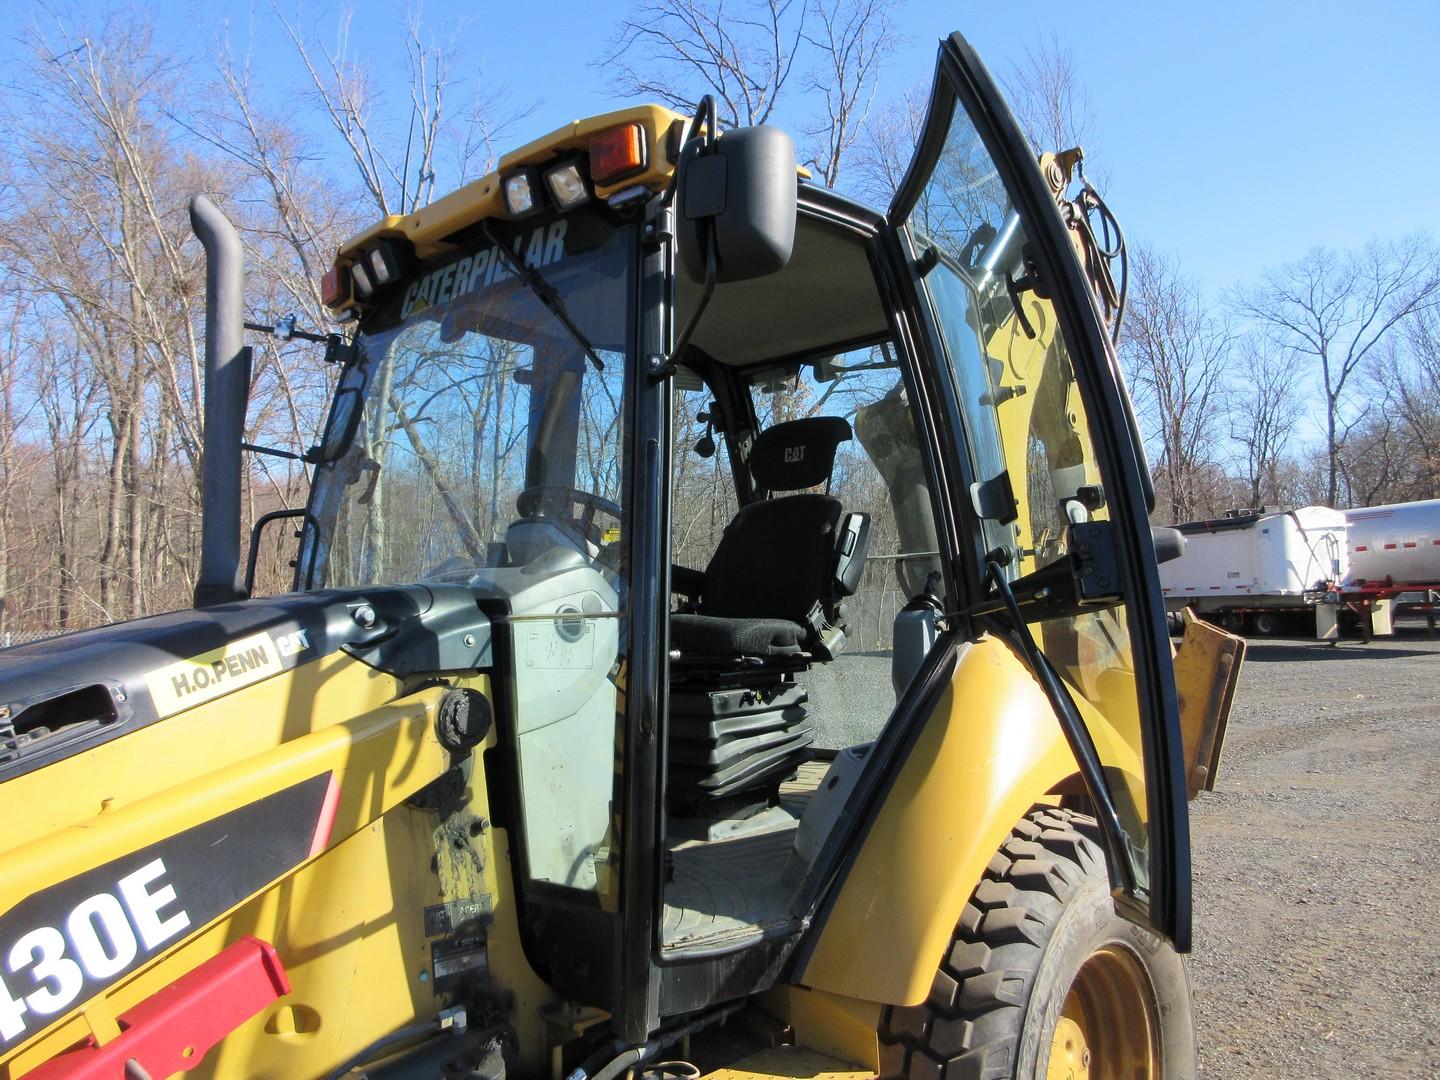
369, 245, 401, 286
544, 162, 589, 210
504, 170, 540, 217
351, 259, 375, 299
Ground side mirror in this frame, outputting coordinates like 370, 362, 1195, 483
244, 508, 318, 596
677, 124, 797, 284
1152, 526, 1186, 565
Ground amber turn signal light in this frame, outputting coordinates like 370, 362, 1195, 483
589, 123, 647, 184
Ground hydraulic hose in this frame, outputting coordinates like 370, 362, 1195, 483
565, 1002, 746, 1080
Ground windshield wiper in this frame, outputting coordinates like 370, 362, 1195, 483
482, 221, 605, 372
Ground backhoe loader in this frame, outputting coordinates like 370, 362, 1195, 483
0, 32, 1242, 1080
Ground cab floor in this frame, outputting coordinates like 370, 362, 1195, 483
661, 762, 827, 952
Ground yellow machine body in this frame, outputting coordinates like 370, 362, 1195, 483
0, 649, 554, 1079
0, 629, 1151, 1079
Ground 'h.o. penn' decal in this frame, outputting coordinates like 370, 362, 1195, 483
144, 628, 312, 718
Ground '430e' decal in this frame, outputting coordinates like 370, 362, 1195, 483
0, 859, 188, 1041
0, 773, 337, 1050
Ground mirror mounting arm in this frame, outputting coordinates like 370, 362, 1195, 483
241, 442, 313, 464
244, 508, 319, 597
651, 94, 721, 381
661, 95, 718, 210
651, 240, 717, 381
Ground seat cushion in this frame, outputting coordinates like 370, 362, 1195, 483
670, 613, 807, 658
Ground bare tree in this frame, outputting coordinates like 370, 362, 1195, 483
1338, 405, 1408, 507
1228, 340, 1304, 508
1232, 235, 1440, 506
1121, 247, 1232, 521
602, 0, 892, 189
797, 0, 895, 188
847, 81, 927, 205
603, 0, 807, 128
0, 3, 523, 630
1385, 305, 1440, 497
1002, 36, 1101, 161
271, 5, 525, 218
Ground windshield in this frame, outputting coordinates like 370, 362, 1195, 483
303, 207, 637, 899
304, 209, 635, 589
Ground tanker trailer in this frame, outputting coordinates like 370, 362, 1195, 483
1345, 498, 1440, 586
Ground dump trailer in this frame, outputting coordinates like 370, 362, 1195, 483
1159, 506, 1347, 635
0, 33, 1243, 1080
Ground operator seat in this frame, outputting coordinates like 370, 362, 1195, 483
667, 416, 872, 815
671, 416, 872, 665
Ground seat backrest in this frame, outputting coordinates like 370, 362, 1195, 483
703, 494, 844, 624
699, 416, 863, 626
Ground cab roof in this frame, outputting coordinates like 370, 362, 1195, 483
338, 105, 687, 263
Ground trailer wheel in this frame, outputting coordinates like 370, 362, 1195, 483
1252, 611, 1279, 635
877, 808, 1195, 1080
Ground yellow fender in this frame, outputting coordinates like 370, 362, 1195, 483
797, 633, 1140, 1007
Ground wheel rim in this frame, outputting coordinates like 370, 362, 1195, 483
1045, 944, 1160, 1080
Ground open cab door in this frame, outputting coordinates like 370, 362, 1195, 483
885, 33, 1191, 947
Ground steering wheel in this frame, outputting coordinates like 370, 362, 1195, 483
516, 485, 623, 548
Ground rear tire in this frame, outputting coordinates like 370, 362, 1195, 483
1252, 611, 1279, 635
877, 808, 1195, 1080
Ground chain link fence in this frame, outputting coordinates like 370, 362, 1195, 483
0, 630, 61, 650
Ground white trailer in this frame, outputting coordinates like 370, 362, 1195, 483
1159, 506, 1348, 634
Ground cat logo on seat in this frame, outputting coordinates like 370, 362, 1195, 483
783, 446, 805, 463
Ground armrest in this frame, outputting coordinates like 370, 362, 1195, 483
833, 512, 872, 597
671, 564, 706, 600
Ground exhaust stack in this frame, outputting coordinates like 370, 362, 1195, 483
189, 194, 251, 607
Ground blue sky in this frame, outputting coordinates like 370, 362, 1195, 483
12, 0, 1440, 296
282, 0, 1439, 297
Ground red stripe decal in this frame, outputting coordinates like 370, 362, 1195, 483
1355, 545, 1368, 552
1403, 542, 1417, 548
1384, 543, 1397, 550
308, 773, 342, 858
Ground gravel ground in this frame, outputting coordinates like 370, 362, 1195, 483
1190, 618, 1440, 1078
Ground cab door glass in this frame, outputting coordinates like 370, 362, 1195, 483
660, 343, 948, 954
902, 93, 1153, 897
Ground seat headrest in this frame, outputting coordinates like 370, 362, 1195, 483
749, 416, 852, 492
